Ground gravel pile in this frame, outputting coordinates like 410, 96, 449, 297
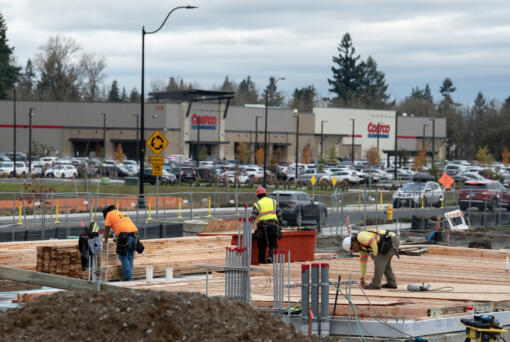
0, 288, 316, 342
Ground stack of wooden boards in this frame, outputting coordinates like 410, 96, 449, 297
0, 235, 233, 283
36, 246, 82, 278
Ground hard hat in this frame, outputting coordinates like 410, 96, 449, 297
102, 205, 116, 219
256, 187, 266, 196
342, 236, 352, 252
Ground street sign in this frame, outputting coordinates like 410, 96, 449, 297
151, 163, 162, 176
150, 156, 164, 164
439, 173, 454, 189
331, 176, 337, 186
146, 130, 168, 155
311, 175, 316, 186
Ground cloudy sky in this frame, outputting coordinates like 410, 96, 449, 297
3, 0, 510, 105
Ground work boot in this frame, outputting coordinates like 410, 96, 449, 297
381, 283, 398, 289
266, 257, 273, 264
363, 283, 381, 290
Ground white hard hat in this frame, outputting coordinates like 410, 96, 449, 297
342, 236, 352, 253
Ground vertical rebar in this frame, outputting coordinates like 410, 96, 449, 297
224, 247, 228, 296
301, 264, 310, 334
340, 192, 344, 236
311, 263, 319, 334
12, 193, 15, 225
320, 263, 330, 337
287, 250, 291, 323
273, 248, 278, 312
189, 192, 193, 219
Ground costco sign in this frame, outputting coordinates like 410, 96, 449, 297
367, 122, 390, 138
191, 113, 217, 130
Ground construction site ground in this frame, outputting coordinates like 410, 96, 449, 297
1, 221, 510, 340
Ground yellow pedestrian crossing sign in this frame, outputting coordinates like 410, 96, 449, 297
311, 175, 316, 186
332, 176, 337, 186
146, 130, 168, 155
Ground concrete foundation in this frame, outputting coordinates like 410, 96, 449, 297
183, 219, 213, 235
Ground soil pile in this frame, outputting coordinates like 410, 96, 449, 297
0, 288, 316, 342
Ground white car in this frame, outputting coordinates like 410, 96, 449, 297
40, 156, 58, 167
244, 167, 264, 179
320, 171, 361, 185
45, 164, 78, 178
14, 162, 29, 176
30, 162, 45, 177
0, 161, 13, 176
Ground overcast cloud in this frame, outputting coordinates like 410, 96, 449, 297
3, 0, 510, 105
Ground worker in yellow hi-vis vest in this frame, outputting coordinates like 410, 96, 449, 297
252, 187, 283, 264
342, 229, 400, 290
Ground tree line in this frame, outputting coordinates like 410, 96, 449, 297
1, 12, 509, 161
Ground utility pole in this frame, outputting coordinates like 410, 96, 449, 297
320, 120, 327, 161
12, 86, 17, 177
255, 116, 262, 155
100, 113, 106, 158
293, 115, 299, 182
28, 108, 36, 174
376, 121, 381, 154
422, 124, 429, 151
133, 114, 139, 162
350, 119, 355, 164
430, 118, 435, 165
196, 115, 201, 167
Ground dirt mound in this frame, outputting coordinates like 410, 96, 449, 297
0, 288, 315, 342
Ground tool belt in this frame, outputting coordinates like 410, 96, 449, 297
254, 220, 281, 240
116, 232, 136, 256
377, 231, 393, 255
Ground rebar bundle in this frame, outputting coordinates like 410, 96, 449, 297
224, 206, 252, 303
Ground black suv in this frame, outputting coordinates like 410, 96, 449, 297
268, 191, 327, 227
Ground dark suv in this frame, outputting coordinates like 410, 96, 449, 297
459, 180, 510, 211
268, 191, 327, 227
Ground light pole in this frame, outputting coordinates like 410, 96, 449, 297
139, 5, 197, 202
350, 119, 355, 163
422, 124, 429, 151
429, 118, 435, 165
100, 113, 106, 158
28, 108, 36, 174
196, 115, 201, 166
255, 116, 262, 154
293, 115, 299, 183
133, 114, 139, 162
320, 120, 328, 161
263, 77, 285, 187
376, 121, 381, 154
12, 85, 16, 177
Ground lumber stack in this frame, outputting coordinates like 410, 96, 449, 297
36, 246, 83, 278
398, 244, 428, 256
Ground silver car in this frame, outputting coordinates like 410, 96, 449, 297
392, 181, 443, 208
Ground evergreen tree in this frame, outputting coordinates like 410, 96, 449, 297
261, 76, 284, 107
120, 86, 127, 102
360, 56, 390, 108
129, 87, 139, 102
290, 85, 317, 113
108, 80, 120, 102
166, 77, 179, 91
220, 75, 235, 92
17, 59, 36, 99
327, 32, 364, 106
439, 77, 456, 101
235, 76, 258, 105
0, 12, 21, 99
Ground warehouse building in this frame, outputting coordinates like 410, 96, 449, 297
0, 95, 446, 163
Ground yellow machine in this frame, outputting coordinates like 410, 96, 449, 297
461, 315, 507, 342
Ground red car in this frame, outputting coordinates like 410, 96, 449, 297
458, 180, 510, 211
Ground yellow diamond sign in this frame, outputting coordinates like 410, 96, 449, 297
310, 175, 316, 186
332, 176, 337, 186
146, 130, 168, 155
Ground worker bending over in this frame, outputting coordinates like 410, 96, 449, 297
103, 205, 139, 280
252, 187, 283, 264
343, 229, 400, 289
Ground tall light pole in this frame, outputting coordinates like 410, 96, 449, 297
28, 108, 36, 174
263, 77, 285, 187
12, 85, 17, 177
140, 5, 197, 203
422, 124, 429, 151
350, 119, 355, 164
320, 120, 328, 160
429, 118, 435, 165
254, 115, 262, 154
376, 121, 381, 154
100, 113, 106, 158
196, 115, 201, 166
293, 114, 299, 183
133, 114, 139, 162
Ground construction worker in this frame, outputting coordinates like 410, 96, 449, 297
103, 205, 139, 281
342, 229, 400, 289
252, 187, 283, 264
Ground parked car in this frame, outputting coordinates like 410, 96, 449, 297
268, 191, 327, 226
0, 161, 13, 176
392, 181, 443, 208
142, 168, 176, 185
177, 167, 197, 182
30, 161, 45, 177
45, 164, 78, 178
296, 172, 324, 185
319, 171, 361, 186
458, 180, 510, 211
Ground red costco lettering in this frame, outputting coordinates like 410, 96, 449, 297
191, 113, 217, 125
367, 122, 390, 134
155, 105, 165, 111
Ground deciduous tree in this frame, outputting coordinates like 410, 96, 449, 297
235, 142, 250, 164
365, 146, 381, 166
255, 147, 264, 166
80, 52, 106, 102
302, 144, 312, 164
412, 149, 427, 171
476, 146, 494, 167
502, 147, 510, 166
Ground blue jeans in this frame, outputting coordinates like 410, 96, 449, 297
118, 235, 136, 280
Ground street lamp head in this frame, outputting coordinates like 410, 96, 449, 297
29, 108, 36, 116
186, 5, 198, 9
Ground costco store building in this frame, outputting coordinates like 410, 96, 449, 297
0, 97, 445, 163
